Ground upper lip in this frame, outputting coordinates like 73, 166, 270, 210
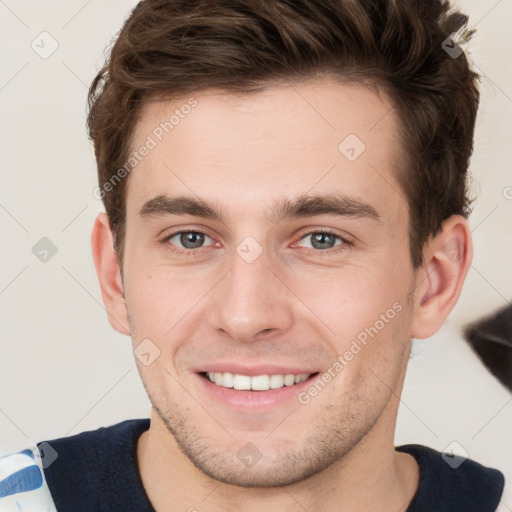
195, 364, 318, 376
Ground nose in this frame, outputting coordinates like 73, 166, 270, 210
206, 242, 294, 343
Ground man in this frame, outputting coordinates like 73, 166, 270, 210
0, 0, 505, 510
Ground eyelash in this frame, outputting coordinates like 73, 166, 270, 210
161, 229, 352, 258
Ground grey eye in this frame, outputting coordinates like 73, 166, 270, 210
168, 231, 212, 250
301, 232, 343, 250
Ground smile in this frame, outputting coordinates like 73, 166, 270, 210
203, 371, 313, 391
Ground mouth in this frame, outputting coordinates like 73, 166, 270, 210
200, 371, 319, 391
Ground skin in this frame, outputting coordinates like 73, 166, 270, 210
92, 77, 472, 511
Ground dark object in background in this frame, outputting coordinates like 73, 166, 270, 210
465, 304, 512, 392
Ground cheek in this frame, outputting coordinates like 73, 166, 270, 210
123, 259, 216, 344
322, 301, 411, 408
290, 260, 409, 347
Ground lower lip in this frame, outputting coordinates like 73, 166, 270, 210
195, 373, 318, 411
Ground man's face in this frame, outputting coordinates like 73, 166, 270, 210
122, 78, 418, 486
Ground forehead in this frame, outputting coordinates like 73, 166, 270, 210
127, 78, 406, 223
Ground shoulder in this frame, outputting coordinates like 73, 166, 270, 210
397, 444, 505, 512
0, 419, 150, 512
0, 445, 57, 511
41, 419, 150, 512
42, 418, 150, 456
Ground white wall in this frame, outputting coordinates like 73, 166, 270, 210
1, 0, 511, 506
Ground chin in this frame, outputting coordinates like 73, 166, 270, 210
185, 449, 335, 488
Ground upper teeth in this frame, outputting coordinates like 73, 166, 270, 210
207, 372, 311, 391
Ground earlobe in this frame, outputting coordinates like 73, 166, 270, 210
91, 213, 131, 336
410, 216, 472, 339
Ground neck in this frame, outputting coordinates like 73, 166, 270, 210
136, 401, 419, 512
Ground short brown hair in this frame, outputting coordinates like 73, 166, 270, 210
88, 0, 479, 268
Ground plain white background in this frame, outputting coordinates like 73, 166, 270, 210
1, 0, 511, 507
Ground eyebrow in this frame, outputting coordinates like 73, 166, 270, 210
139, 193, 381, 224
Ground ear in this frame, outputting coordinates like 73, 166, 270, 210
91, 213, 130, 336
410, 215, 472, 339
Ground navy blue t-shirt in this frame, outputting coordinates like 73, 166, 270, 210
18, 419, 505, 511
